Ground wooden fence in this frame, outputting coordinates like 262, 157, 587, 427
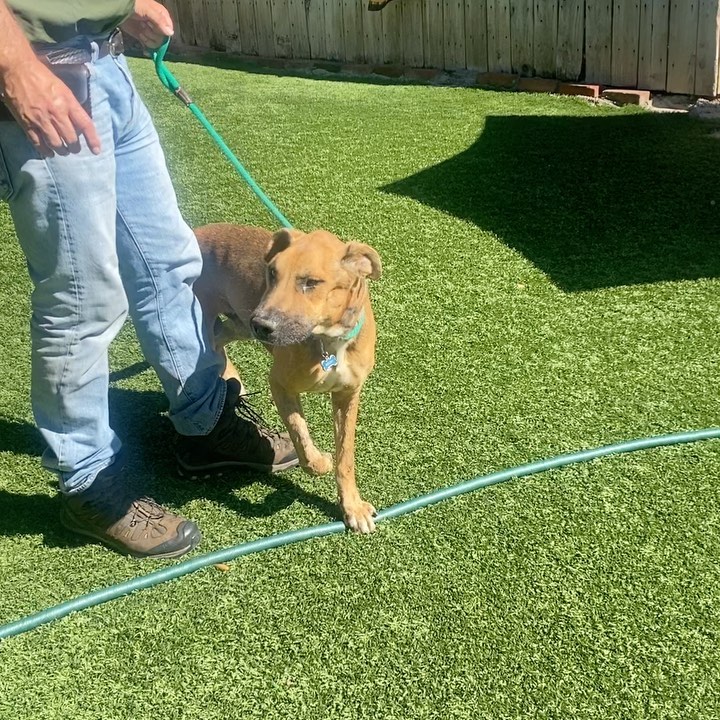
162, 0, 720, 96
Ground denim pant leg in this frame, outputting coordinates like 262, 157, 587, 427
96, 54, 226, 435
0, 117, 127, 493
0, 50, 225, 493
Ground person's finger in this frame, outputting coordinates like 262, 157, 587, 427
69, 105, 101, 155
34, 118, 68, 155
51, 114, 80, 150
139, 23, 170, 49
25, 126, 54, 158
145, 5, 174, 36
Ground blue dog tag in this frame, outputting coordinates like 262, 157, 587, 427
321, 353, 338, 371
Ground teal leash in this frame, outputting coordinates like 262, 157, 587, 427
152, 38, 293, 229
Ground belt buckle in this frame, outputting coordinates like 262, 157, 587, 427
108, 29, 124, 57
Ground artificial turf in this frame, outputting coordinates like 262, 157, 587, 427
1, 56, 720, 718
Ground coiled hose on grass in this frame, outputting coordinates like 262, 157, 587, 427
2, 427, 719, 641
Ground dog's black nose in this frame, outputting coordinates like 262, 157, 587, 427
251, 317, 275, 342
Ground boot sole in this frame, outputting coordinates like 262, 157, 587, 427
176, 454, 300, 480
60, 507, 202, 560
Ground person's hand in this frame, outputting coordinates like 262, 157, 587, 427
1, 58, 101, 157
120, 0, 174, 49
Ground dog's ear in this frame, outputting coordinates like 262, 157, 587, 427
341, 242, 382, 280
265, 228, 302, 263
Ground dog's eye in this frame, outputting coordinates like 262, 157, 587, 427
267, 266, 277, 285
299, 278, 322, 293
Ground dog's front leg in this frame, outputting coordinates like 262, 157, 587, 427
332, 388, 376, 533
270, 379, 333, 476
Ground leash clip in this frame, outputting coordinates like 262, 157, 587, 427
173, 86, 193, 106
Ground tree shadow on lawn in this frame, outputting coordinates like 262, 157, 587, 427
382, 112, 720, 292
0, 385, 338, 548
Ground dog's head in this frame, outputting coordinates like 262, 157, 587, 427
250, 228, 382, 346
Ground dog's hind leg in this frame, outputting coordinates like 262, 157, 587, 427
213, 316, 245, 388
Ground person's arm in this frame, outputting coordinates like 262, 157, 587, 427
0, 0, 101, 157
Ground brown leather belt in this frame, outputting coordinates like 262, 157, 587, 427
36, 29, 125, 65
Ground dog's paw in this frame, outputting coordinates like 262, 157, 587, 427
343, 500, 377, 534
303, 452, 333, 476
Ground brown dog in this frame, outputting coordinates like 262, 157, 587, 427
193, 224, 382, 534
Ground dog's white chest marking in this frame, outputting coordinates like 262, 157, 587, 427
313, 341, 357, 391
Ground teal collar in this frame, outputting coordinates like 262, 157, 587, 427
340, 310, 365, 341
319, 311, 366, 372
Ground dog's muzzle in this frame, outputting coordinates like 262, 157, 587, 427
250, 317, 275, 343
251, 312, 312, 346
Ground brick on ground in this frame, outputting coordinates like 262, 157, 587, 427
601, 88, 651, 106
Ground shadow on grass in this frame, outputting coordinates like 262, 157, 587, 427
382, 113, 720, 292
0, 417, 43, 456
0, 384, 338, 546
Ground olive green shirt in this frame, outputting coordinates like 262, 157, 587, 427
6, 0, 134, 44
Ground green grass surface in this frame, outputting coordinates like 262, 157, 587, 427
1, 58, 720, 718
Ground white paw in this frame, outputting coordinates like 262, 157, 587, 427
303, 452, 333, 476
343, 500, 377, 534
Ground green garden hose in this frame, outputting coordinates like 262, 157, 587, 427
2, 427, 719, 641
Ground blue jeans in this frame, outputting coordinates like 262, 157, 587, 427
0, 43, 226, 494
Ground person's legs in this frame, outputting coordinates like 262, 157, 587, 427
0, 87, 125, 494
101, 53, 226, 436
0, 39, 297, 557
0, 42, 202, 558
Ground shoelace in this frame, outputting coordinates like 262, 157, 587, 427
234, 392, 284, 440
128, 497, 166, 528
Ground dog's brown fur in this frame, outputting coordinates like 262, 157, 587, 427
193, 224, 381, 533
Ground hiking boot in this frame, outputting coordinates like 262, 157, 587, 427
60, 455, 202, 559
176, 378, 299, 478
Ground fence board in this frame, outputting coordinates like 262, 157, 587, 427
237, 0, 258, 55
556, 0, 583, 79
364, 3, 385, 62
696, 0, 720, 94
343, 0, 365, 62
611, 0, 641, 86
585, 0, 613, 84
324, 0, 345, 60
270, 0, 293, 57
444, 0, 466, 68
638, 0, 670, 90
382, 0, 404, 64
191, 0, 211, 48
487, 0, 512, 72
511, 0, 534, 75
667, 1, 698, 93
533, 0, 557, 77
216, 0, 243, 53
169, 0, 194, 45
465, 0, 488, 70
403, 0, 426, 67
287, 0, 311, 58
254, 0, 275, 56
206, 0, 227, 50
307, 0, 327, 58
424, 0, 445, 67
